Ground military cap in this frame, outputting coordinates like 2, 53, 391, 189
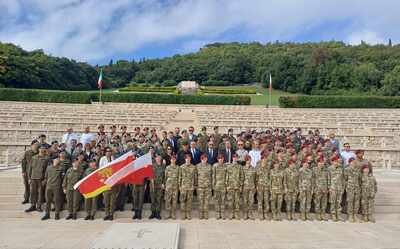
362, 164, 369, 171
181, 140, 189, 146
355, 149, 364, 155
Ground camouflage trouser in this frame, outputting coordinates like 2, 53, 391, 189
30, 179, 44, 207
242, 189, 254, 212
346, 189, 361, 215
299, 189, 312, 213
226, 189, 241, 214
66, 190, 81, 215
314, 190, 328, 214
271, 191, 283, 213
103, 186, 119, 216
257, 188, 270, 214
165, 189, 178, 213
285, 191, 297, 213
180, 190, 193, 214
150, 186, 163, 212
361, 196, 374, 216
214, 190, 226, 214
132, 184, 144, 211
197, 188, 211, 215
45, 187, 62, 214
85, 197, 97, 216
329, 189, 343, 215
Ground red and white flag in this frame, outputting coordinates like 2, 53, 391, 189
105, 152, 153, 186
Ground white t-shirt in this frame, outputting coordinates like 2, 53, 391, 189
340, 150, 356, 166
62, 132, 78, 146
99, 156, 114, 168
80, 133, 96, 146
249, 149, 261, 168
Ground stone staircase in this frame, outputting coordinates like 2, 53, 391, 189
1, 168, 399, 220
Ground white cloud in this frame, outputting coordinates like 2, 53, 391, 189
0, 0, 399, 62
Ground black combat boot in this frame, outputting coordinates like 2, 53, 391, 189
21, 199, 29, 204
41, 213, 50, 220
90, 215, 95, 220
65, 214, 73, 220
132, 210, 138, 219
137, 210, 142, 220
149, 211, 156, 219
156, 211, 162, 220
25, 206, 36, 212
109, 214, 114, 221
103, 215, 110, 220
55, 213, 60, 220
72, 213, 77, 220
84, 215, 91, 220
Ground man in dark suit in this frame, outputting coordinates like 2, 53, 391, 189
188, 126, 198, 143
167, 131, 178, 154
222, 141, 233, 164
205, 141, 218, 165
189, 141, 201, 165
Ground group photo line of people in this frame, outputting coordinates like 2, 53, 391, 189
21, 124, 377, 222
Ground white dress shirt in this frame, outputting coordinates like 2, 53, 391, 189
340, 150, 356, 167
249, 149, 261, 168
80, 132, 96, 146
62, 132, 78, 146
99, 156, 114, 168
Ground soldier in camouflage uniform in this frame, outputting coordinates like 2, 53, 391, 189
299, 161, 314, 220
255, 155, 271, 220
284, 160, 299, 220
149, 155, 165, 220
41, 158, 63, 220
165, 155, 179, 219
25, 145, 49, 212
361, 165, 377, 222
197, 154, 212, 219
344, 158, 362, 222
213, 154, 227, 219
63, 160, 83, 220
313, 158, 329, 221
242, 155, 256, 220
84, 160, 98, 220
226, 154, 243, 219
21, 140, 38, 204
179, 154, 197, 219
328, 156, 345, 221
270, 160, 284, 221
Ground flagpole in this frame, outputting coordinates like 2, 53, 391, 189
100, 87, 102, 103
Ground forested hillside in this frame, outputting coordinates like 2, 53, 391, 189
1, 41, 400, 95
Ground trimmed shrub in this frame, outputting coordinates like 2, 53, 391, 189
202, 87, 256, 94
119, 86, 176, 93
279, 95, 400, 108
162, 79, 177, 86
0, 88, 250, 105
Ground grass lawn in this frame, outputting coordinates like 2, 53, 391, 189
250, 85, 297, 106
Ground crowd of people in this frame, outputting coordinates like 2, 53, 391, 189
21, 125, 377, 222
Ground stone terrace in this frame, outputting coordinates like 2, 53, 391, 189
0, 101, 399, 169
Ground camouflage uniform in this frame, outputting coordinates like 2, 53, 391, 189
83, 167, 97, 219
313, 166, 329, 220
242, 165, 256, 219
299, 167, 313, 220
344, 163, 362, 222
197, 162, 212, 219
255, 160, 271, 220
213, 162, 227, 219
270, 167, 284, 220
179, 163, 197, 219
226, 162, 243, 219
62, 167, 82, 218
283, 166, 299, 220
361, 173, 377, 222
150, 163, 165, 216
164, 164, 179, 219
328, 164, 345, 221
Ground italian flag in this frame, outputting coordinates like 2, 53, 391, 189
97, 68, 103, 89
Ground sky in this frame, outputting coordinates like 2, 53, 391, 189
0, 0, 399, 65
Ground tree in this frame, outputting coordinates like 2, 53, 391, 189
380, 65, 400, 96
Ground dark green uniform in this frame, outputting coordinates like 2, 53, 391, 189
21, 149, 37, 203
44, 164, 63, 216
132, 183, 144, 218
63, 167, 82, 217
84, 167, 97, 218
29, 154, 50, 208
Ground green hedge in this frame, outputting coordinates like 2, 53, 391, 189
0, 88, 251, 105
279, 95, 400, 108
0, 88, 93, 103
202, 87, 257, 94
119, 86, 176, 93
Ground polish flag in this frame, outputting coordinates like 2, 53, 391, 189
105, 152, 153, 186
